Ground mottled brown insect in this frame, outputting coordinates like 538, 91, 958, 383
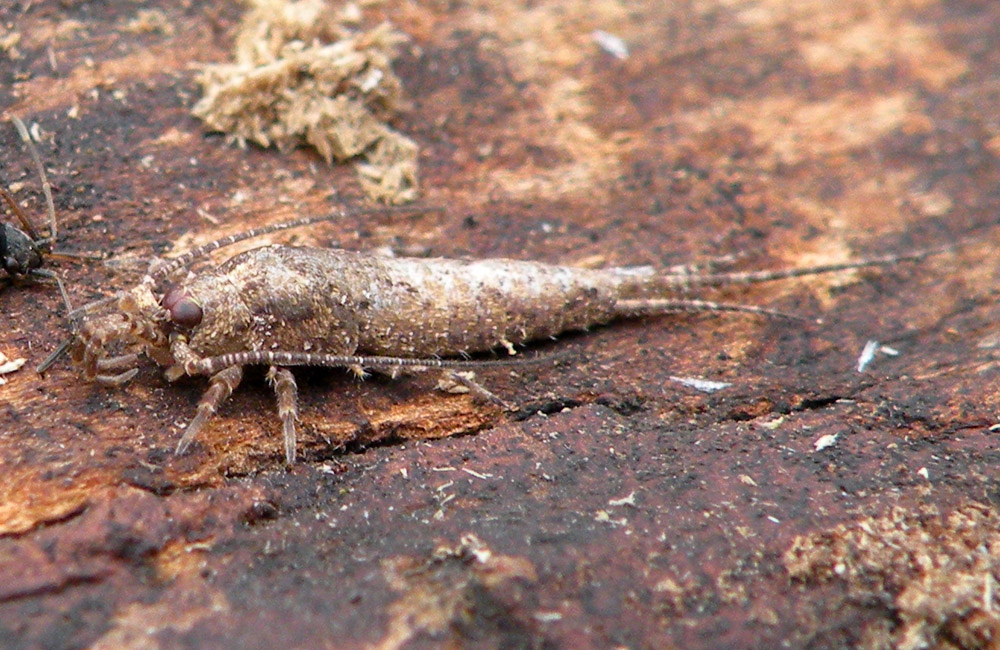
66, 212, 952, 464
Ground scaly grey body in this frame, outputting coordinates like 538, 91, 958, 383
68, 214, 954, 464
181, 246, 658, 360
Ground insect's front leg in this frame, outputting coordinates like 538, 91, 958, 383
164, 336, 204, 381
174, 365, 244, 457
168, 337, 304, 463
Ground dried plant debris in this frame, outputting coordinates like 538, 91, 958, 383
193, 0, 418, 203
785, 502, 1000, 650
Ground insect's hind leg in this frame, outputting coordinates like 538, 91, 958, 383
175, 365, 244, 457
266, 366, 299, 464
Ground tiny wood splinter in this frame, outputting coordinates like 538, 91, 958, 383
63, 206, 955, 464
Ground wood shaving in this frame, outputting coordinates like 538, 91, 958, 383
0, 351, 27, 386
193, 0, 418, 203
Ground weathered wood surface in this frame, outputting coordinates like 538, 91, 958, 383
2, 1, 1000, 648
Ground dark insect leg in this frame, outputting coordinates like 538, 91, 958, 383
29, 268, 72, 312
175, 365, 244, 457
266, 366, 299, 464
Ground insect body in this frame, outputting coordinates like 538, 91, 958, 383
68, 223, 950, 464
1, 194, 47, 277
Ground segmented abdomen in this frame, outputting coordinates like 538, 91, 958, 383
216, 247, 648, 357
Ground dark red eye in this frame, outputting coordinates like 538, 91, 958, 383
170, 298, 203, 328
160, 288, 203, 328
161, 286, 185, 310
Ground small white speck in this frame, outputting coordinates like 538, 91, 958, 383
669, 376, 732, 393
359, 68, 384, 93
534, 612, 563, 623
813, 433, 839, 452
767, 516, 781, 524
761, 416, 785, 430
592, 30, 629, 60
856, 340, 879, 372
917, 467, 930, 480
608, 491, 636, 507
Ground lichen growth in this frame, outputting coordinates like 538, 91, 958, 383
193, 0, 418, 203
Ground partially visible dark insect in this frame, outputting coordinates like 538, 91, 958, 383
1, 116, 90, 309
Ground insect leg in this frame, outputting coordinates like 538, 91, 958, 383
94, 367, 139, 386
175, 365, 244, 457
437, 370, 511, 409
615, 298, 803, 321
28, 268, 72, 312
93, 353, 142, 384
266, 366, 299, 464
75, 314, 131, 379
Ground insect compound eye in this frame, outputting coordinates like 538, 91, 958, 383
170, 298, 204, 328
160, 286, 185, 310
160, 287, 203, 328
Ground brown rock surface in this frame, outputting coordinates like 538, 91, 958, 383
2, 1, 1000, 648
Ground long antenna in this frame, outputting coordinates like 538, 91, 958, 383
66, 203, 442, 321
11, 116, 56, 239
146, 204, 442, 283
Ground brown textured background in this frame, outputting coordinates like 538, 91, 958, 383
3, 1, 1000, 648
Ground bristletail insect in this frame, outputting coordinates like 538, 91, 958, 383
58, 208, 960, 464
